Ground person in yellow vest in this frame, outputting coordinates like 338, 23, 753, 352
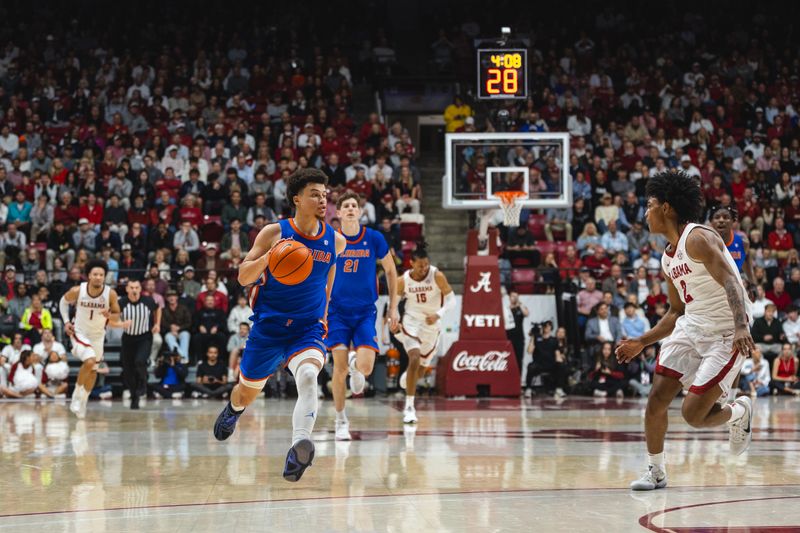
444, 95, 474, 132
20, 294, 53, 343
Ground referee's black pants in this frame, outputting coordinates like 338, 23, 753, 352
122, 332, 152, 397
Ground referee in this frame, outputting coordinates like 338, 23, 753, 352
119, 279, 160, 410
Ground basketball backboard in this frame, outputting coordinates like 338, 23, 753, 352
443, 132, 571, 209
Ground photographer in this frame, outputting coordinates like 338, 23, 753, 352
524, 321, 568, 398
190, 345, 232, 399
150, 351, 188, 399
503, 288, 528, 378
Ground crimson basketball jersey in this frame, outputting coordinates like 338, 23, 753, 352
661, 223, 749, 332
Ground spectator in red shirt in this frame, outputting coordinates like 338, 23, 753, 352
195, 278, 228, 313
768, 217, 794, 261
151, 190, 178, 227
583, 246, 612, 280
767, 277, 792, 314
179, 194, 203, 227
558, 245, 583, 281
346, 168, 373, 199
54, 191, 79, 229
77, 193, 104, 228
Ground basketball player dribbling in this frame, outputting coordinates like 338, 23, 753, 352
616, 171, 756, 491
60, 259, 131, 419
394, 244, 455, 424
327, 191, 399, 441
213, 168, 346, 483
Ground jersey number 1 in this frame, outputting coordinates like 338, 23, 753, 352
343, 259, 359, 273
679, 280, 694, 303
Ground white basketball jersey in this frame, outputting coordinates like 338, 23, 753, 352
661, 223, 749, 332
74, 282, 110, 339
403, 266, 443, 321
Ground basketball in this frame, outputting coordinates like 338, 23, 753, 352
268, 239, 313, 285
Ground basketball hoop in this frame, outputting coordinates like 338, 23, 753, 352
494, 191, 527, 227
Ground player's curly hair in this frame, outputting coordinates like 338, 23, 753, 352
286, 168, 328, 208
411, 240, 429, 260
708, 203, 738, 221
645, 170, 703, 224
85, 258, 108, 275
336, 191, 362, 209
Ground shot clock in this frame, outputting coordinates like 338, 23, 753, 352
477, 48, 527, 100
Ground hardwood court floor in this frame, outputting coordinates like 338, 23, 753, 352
1, 395, 799, 532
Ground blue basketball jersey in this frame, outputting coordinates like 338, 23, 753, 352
725, 231, 746, 273
330, 226, 389, 313
249, 218, 337, 324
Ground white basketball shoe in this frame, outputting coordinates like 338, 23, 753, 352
348, 351, 366, 395
630, 465, 667, 491
335, 419, 351, 441
729, 396, 753, 455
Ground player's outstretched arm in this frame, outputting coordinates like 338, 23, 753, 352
105, 290, 132, 329
380, 253, 400, 329
616, 273, 684, 363
687, 229, 756, 356
238, 223, 282, 286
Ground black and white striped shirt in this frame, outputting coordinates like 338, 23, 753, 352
119, 295, 157, 336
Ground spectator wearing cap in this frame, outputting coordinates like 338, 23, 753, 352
197, 242, 222, 272
46, 220, 75, 271
160, 145, 185, 176
180, 265, 202, 301
119, 243, 144, 281
72, 218, 97, 253
593, 192, 619, 233
679, 155, 701, 178
94, 223, 122, 253
297, 123, 321, 149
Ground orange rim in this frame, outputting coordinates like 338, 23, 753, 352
493, 191, 527, 205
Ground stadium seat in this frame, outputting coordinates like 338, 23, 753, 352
200, 216, 224, 243
510, 268, 538, 294
527, 214, 546, 240
534, 240, 558, 261
400, 222, 423, 242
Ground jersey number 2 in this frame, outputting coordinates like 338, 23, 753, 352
343, 259, 359, 273
679, 280, 694, 303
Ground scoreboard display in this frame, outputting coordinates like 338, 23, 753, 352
477, 49, 527, 100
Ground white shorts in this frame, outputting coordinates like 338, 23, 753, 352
657, 318, 745, 402
72, 333, 105, 362
396, 315, 440, 367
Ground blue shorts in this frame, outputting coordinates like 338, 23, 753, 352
239, 317, 327, 382
325, 307, 379, 353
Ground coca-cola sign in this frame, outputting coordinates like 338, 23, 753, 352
452, 350, 510, 372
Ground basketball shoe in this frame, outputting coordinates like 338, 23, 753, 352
728, 396, 753, 455
335, 419, 351, 441
403, 406, 418, 424
213, 402, 245, 441
630, 465, 667, 491
348, 351, 365, 395
283, 439, 315, 482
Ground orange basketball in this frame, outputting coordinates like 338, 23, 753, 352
268, 240, 313, 285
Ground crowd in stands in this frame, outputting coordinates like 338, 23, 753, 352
0, 4, 421, 399
441, 8, 800, 397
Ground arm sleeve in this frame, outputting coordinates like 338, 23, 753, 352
436, 291, 456, 318
59, 296, 72, 323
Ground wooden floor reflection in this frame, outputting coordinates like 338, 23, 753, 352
1, 395, 799, 532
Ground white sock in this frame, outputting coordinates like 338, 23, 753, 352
336, 409, 347, 422
292, 364, 320, 445
405, 396, 415, 409
729, 401, 746, 423
230, 399, 245, 412
648, 452, 665, 472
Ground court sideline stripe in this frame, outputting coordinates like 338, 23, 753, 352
1, 484, 799, 519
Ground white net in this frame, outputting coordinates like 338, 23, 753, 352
496, 194, 525, 226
